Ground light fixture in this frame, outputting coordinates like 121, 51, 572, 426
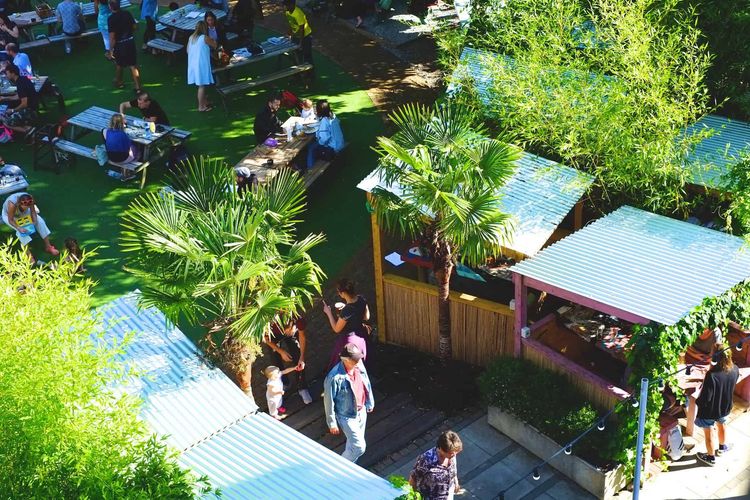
564, 445, 572, 455
532, 468, 541, 481
597, 420, 606, 431
631, 397, 639, 408
737, 342, 744, 352
710, 355, 718, 366
657, 378, 666, 391
685, 364, 692, 375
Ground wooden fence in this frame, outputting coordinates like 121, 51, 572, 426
382, 274, 515, 366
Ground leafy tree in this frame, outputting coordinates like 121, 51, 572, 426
0, 244, 211, 497
370, 103, 518, 361
120, 157, 325, 401
439, 0, 712, 218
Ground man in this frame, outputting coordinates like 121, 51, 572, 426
410, 431, 464, 500
55, 0, 84, 54
108, 0, 142, 91
263, 314, 312, 405
5, 43, 32, 77
695, 343, 740, 467
323, 343, 374, 463
0, 64, 37, 134
284, 0, 312, 68
119, 91, 170, 125
253, 93, 282, 144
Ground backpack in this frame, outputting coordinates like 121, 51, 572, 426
0, 124, 13, 144
279, 89, 302, 111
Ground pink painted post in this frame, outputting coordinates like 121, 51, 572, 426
513, 272, 527, 357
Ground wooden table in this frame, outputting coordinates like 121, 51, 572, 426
213, 39, 299, 75
158, 5, 226, 41
67, 106, 175, 161
234, 133, 314, 184
0, 76, 48, 96
10, 1, 131, 40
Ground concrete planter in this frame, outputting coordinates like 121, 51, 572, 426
488, 406, 627, 499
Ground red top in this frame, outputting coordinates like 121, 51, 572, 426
347, 365, 366, 410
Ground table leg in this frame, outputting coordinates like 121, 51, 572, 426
686, 395, 697, 437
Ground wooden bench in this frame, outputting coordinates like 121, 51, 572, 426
146, 38, 184, 64
49, 138, 150, 189
21, 27, 101, 50
215, 63, 313, 113
303, 142, 348, 188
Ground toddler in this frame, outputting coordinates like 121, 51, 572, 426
264, 365, 299, 420
300, 99, 315, 120
64, 237, 85, 274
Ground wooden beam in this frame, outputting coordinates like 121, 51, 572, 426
368, 193, 388, 343
513, 272, 527, 357
573, 200, 584, 230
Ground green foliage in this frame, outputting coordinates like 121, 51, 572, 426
723, 157, 750, 237
0, 244, 211, 497
120, 157, 325, 374
614, 279, 750, 476
438, 0, 712, 217
388, 475, 422, 499
480, 357, 616, 466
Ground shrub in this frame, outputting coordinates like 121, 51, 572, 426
479, 357, 617, 467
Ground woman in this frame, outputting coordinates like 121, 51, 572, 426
140, 0, 158, 51
0, 14, 19, 50
409, 431, 464, 500
102, 114, 138, 177
94, 0, 113, 57
187, 21, 216, 112
2, 192, 59, 261
204, 11, 227, 48
322, 278, 371, 370
306, 100, 345, 170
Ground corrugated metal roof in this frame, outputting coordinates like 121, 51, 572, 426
683, 114, 750, 189
357, 151, 592, 256
180, 413, 400, 500
98, 292, 257, 451
100, 293, 400, 499
510, 206, 750, 325
446, 47, 501, 106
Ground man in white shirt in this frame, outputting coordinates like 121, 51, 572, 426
5, 44, 32, 77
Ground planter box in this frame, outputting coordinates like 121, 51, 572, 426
488, 406, 627, 499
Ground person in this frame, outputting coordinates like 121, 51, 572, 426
2, 192, 59, 261
0, 64, 38, 134
307, 99, 345, 169
0, 14, 19, 51
695, 343, 740, 467
5, 44, 32, 77
168, 2, 179, 10
201, 0, 229, 13
234, 166, 259, 194
94, 0, 113, 57
226, 0, 257, 40
264, 365, 299, 420
120, 91, 170, 125
284, 0, 313, 69
299, 98, 315, 120
264, 315, 313, 405
56, 0, 85, 54
140, 0, 157, 51
323, 278, 371, 370
102, 113, 138, 177
204, 10, 227, 48
686, 327, 721, 364
187, 21, 216, 112
63, 237, 85, 273
323, 343, 374, 463
108, 0, 142, 91
409, 431, 464, 500
253, 93, 283, 144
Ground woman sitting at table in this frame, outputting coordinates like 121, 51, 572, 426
102, 114, 138, 178
306, 99, 345, 170
187, 21, 216, 112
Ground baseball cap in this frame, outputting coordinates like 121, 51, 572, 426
340, 343, 364, 361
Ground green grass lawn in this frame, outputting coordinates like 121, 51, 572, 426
4, 18, 382, 308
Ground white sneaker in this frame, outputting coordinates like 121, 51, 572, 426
298, 389, 312, 405
64, 42, 72, 54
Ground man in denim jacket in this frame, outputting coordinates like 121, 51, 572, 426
324, 343, 374, 462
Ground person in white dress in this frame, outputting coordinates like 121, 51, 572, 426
187, 21, 216, 112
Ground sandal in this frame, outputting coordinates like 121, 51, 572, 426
112, 80, 125, 89
198, 106, 213, 112
45, 245, 60, 256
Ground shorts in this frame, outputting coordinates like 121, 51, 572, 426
695, 415, 728, 428
4, 108, 37, 127
114, 38, 137, 67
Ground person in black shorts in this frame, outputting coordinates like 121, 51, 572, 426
107, 0, 142, 91
263, 315, 312, 406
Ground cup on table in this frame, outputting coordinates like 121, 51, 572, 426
334, 302, 345, 311
284, 125, 292, 142
265, 159, 274, 168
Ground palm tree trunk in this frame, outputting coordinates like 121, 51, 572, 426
432, 238, 453, 362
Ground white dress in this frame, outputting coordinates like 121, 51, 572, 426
187, 35, 214, 86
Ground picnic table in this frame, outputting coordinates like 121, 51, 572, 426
10, 0, 132, 41
213, 38, 299, 75
67, 106, 175, 161
158, 4, 227, 41
234, 133, 314, 185
0, 76, 48, 96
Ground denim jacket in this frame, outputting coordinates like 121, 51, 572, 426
323, 362, 374, 429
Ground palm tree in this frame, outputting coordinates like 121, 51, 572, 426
120, 157, 325, 402
371, 102, 519, 361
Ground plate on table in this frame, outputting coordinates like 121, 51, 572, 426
302, 123, 319, 134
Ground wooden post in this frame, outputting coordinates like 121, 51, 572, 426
512, 272, 527, 358
573, 200, 584, 230
368, 194, 388, 343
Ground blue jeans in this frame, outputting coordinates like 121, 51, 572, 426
337, 407, 367, 462
307, 141, 334, 168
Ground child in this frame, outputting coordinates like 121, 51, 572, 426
300, 98, 315, 120
64, 237, 85, 273
264, 365, 299, 420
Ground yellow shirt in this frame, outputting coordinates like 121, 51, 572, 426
285, 6, 312, 38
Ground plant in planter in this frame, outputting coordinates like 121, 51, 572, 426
120, 157, 325, 403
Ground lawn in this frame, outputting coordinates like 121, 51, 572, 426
3, 16, 383, 309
